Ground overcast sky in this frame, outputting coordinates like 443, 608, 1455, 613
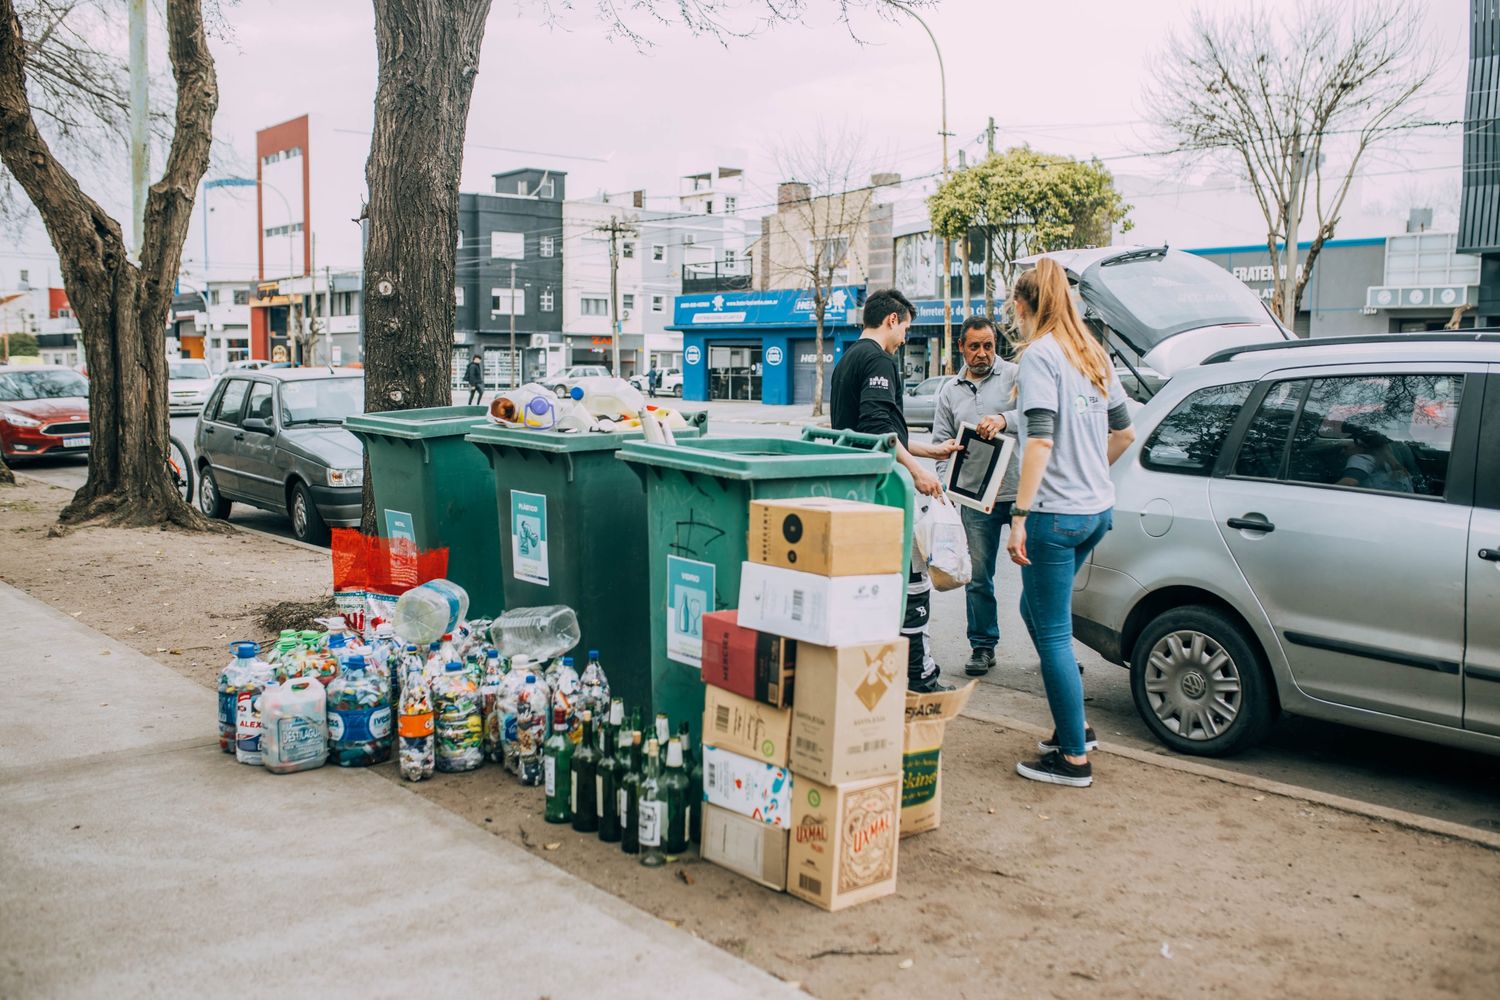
6, 0, 1476, 263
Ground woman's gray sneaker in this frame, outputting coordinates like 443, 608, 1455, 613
1016, 750, 1093, 787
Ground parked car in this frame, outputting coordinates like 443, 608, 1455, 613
194, 368, 365, 545
227, 359, 290, 372
629, 368, 684, 396
1071, 333, 1500, 758
902, 375, 952, 428
1017, 245, 1293, 400
544, 365, 611, 397
0, 364, 91, 460
168, 358, 216, 414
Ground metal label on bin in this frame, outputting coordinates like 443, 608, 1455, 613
666, 555, 715, 669
510, 490, 550, 586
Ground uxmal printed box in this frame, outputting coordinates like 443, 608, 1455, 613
786, 774, 900, 912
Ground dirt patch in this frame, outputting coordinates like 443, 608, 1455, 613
3, 473, 1498, 998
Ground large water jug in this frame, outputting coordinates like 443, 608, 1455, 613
392, 579, 470, 646
260, 676, 328, 774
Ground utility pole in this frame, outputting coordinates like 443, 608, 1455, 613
128, 0, 148, 259
596, 215, 638, 377
1281, 141, 1306, 332
986, 116, 997, 156
897, 5, 952, 377
508, 262, 518, 387
308, 233, 317, 366
324, 265, 332, 366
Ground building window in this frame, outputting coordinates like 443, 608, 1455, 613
540, 236, 554, 258
517, 180, 528, 195
651, 295, 665, 313
19, 269, 28, 284
622, 241, 636, 259
540, 289, 554, 312
491, 231, 524, 259
814, 236, 850, 283
724, 196, 737, 213
490, 288, 525, 316
581, 296, 609, 317
265, 222, 304, 237
455, 287, 465, 307
285, 146, 301, 159
683, 234, 695, 245
233, 289, 249, 305
651, 244, 665, 261
706, 201, 714, 214
622, 294, 635, 311
540, 178, 555, 199
208, 289, 220, 305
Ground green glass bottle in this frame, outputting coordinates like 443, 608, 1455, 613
543, 705, 573, 824
679, 720, 703, 845
571, 710, 600, 833
619, 731, 643, 855
639, 738, 666, 867
662, 736, 690, 855
596, 723, 621, 842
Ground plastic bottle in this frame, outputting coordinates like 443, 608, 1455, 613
547, 656, 582, 743
218, 641, 262, 754
268, 636, 304, 683
478, 650, 505, 761
638, 738, 666, 867
397, 664, 435, 782
260, 677, 328, 774
496, 655, 530, 769
433, 662, 484, 773
326, 654, 392, 767
487, 606, 581, 661
543, 706, 574, 824
571, 377, 645, 421
392, 579, 470, 646
577, 650, 610, 724
514, 673, 550, 786
662, 736, 689, 854
232, 643, 275, 766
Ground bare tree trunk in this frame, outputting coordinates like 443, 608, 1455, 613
812, 298, 826, 418
0, 0, 218, 529
983, 226, 996, 322
359, 0, 494, 534
0, 452, 14, 486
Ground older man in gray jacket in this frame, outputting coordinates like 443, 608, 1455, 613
933, 316, 1021, 676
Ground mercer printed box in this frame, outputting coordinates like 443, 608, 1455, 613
700, 609, 795, 709
702, 745, 794, 829
700, 803, 789, 892
790, 639, 907, 784
901, 681, 976, 837
787, 773, 901, 912
736, 562, 902, 647
703, 683, 793, 768
748, 497, 905, 577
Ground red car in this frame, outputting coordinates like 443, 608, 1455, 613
0, 364, 91, 460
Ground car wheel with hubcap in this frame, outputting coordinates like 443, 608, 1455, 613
1130, 605, 1275, 757
197, 464, 231, 519
289, 480, 330, 546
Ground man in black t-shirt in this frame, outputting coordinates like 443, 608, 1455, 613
831, 289, 961, 693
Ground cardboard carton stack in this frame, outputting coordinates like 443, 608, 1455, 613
730, 497, 908, 912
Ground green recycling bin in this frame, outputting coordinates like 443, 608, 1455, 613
618, 427, 915, 731
464, 414, 707, 715
344, 406, 503, 618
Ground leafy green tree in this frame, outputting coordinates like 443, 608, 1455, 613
928, 147, 1131, 319
4, 330, 39, 357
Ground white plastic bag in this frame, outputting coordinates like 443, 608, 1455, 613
916, 499, 971, 592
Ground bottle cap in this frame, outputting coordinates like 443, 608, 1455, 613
646, 737, 659, 757
232, 641, 259, 658
279, 630, 297, 639
442, 634, 452, 642
666, 739, 683, 768
344, 654, 366, 671
581, 710, 592, 723
328, 633, 346, 649
588, 649, 600, 658
525, 674, 537, 683
569, 386, 585, 401
445, 662, 462, 672
609, 701, 623, 726
405, 644, 419, 653
429, 641, 441, 651
562, 656, 574, 667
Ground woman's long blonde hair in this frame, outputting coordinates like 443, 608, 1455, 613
1010, 258, 1112, 396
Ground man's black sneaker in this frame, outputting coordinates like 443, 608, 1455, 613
1016, 750, 1092, 787
1037, 726, 1099, 753
909, 676, 955, 694
964, 648, 995, 676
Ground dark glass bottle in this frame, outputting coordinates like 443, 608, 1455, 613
619, 731, 643, 855
543, 705, 573, 824
662, 737, 690, 855
679, 720, 703, 844
571, 711, 599, 833
596, 724, 622, 843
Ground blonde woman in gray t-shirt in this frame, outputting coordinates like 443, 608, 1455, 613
1005, 259, 1136, 787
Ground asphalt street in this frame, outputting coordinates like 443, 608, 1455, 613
15, 409, 1500, 833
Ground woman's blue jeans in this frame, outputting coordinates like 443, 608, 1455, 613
1018, 510, 1113, 757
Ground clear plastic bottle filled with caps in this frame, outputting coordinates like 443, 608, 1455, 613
326, 654, 392, 767
433, 661, 484, 773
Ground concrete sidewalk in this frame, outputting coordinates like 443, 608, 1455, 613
0, 584, 796, 999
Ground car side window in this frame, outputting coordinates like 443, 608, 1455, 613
1232, 379, 1308, 479
1284, 374, 1463, 499
245, 382, 274, 424
213, 378, 251, 426
1141, 381, 1253, 476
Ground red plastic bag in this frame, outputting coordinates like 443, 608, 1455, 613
330, 529, 450, 632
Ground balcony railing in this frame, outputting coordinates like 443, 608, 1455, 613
682, 258, 753, 294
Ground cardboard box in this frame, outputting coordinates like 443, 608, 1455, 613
703, 684, 793, 767
787, 774, 901, 912
702, 745, 794, 829
748, 497, 905, 576
901, 681, 976, 838
700, 609, 795, 708
737, 562, 903, 647
700, 803, 789, 891
790, 639, 907, 784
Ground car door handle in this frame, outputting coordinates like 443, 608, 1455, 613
1227, 515, 1275, 533
1481, 549, 1500, 562
233, 432, 245, 441
203, 426, 215, 434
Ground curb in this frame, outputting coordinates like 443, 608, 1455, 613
228, 521, 329, 555
960, 703, 1500, 852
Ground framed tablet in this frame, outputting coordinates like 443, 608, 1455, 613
943, 422, 1014, 514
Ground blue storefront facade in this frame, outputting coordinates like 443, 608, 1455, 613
671, 287, 991, 405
